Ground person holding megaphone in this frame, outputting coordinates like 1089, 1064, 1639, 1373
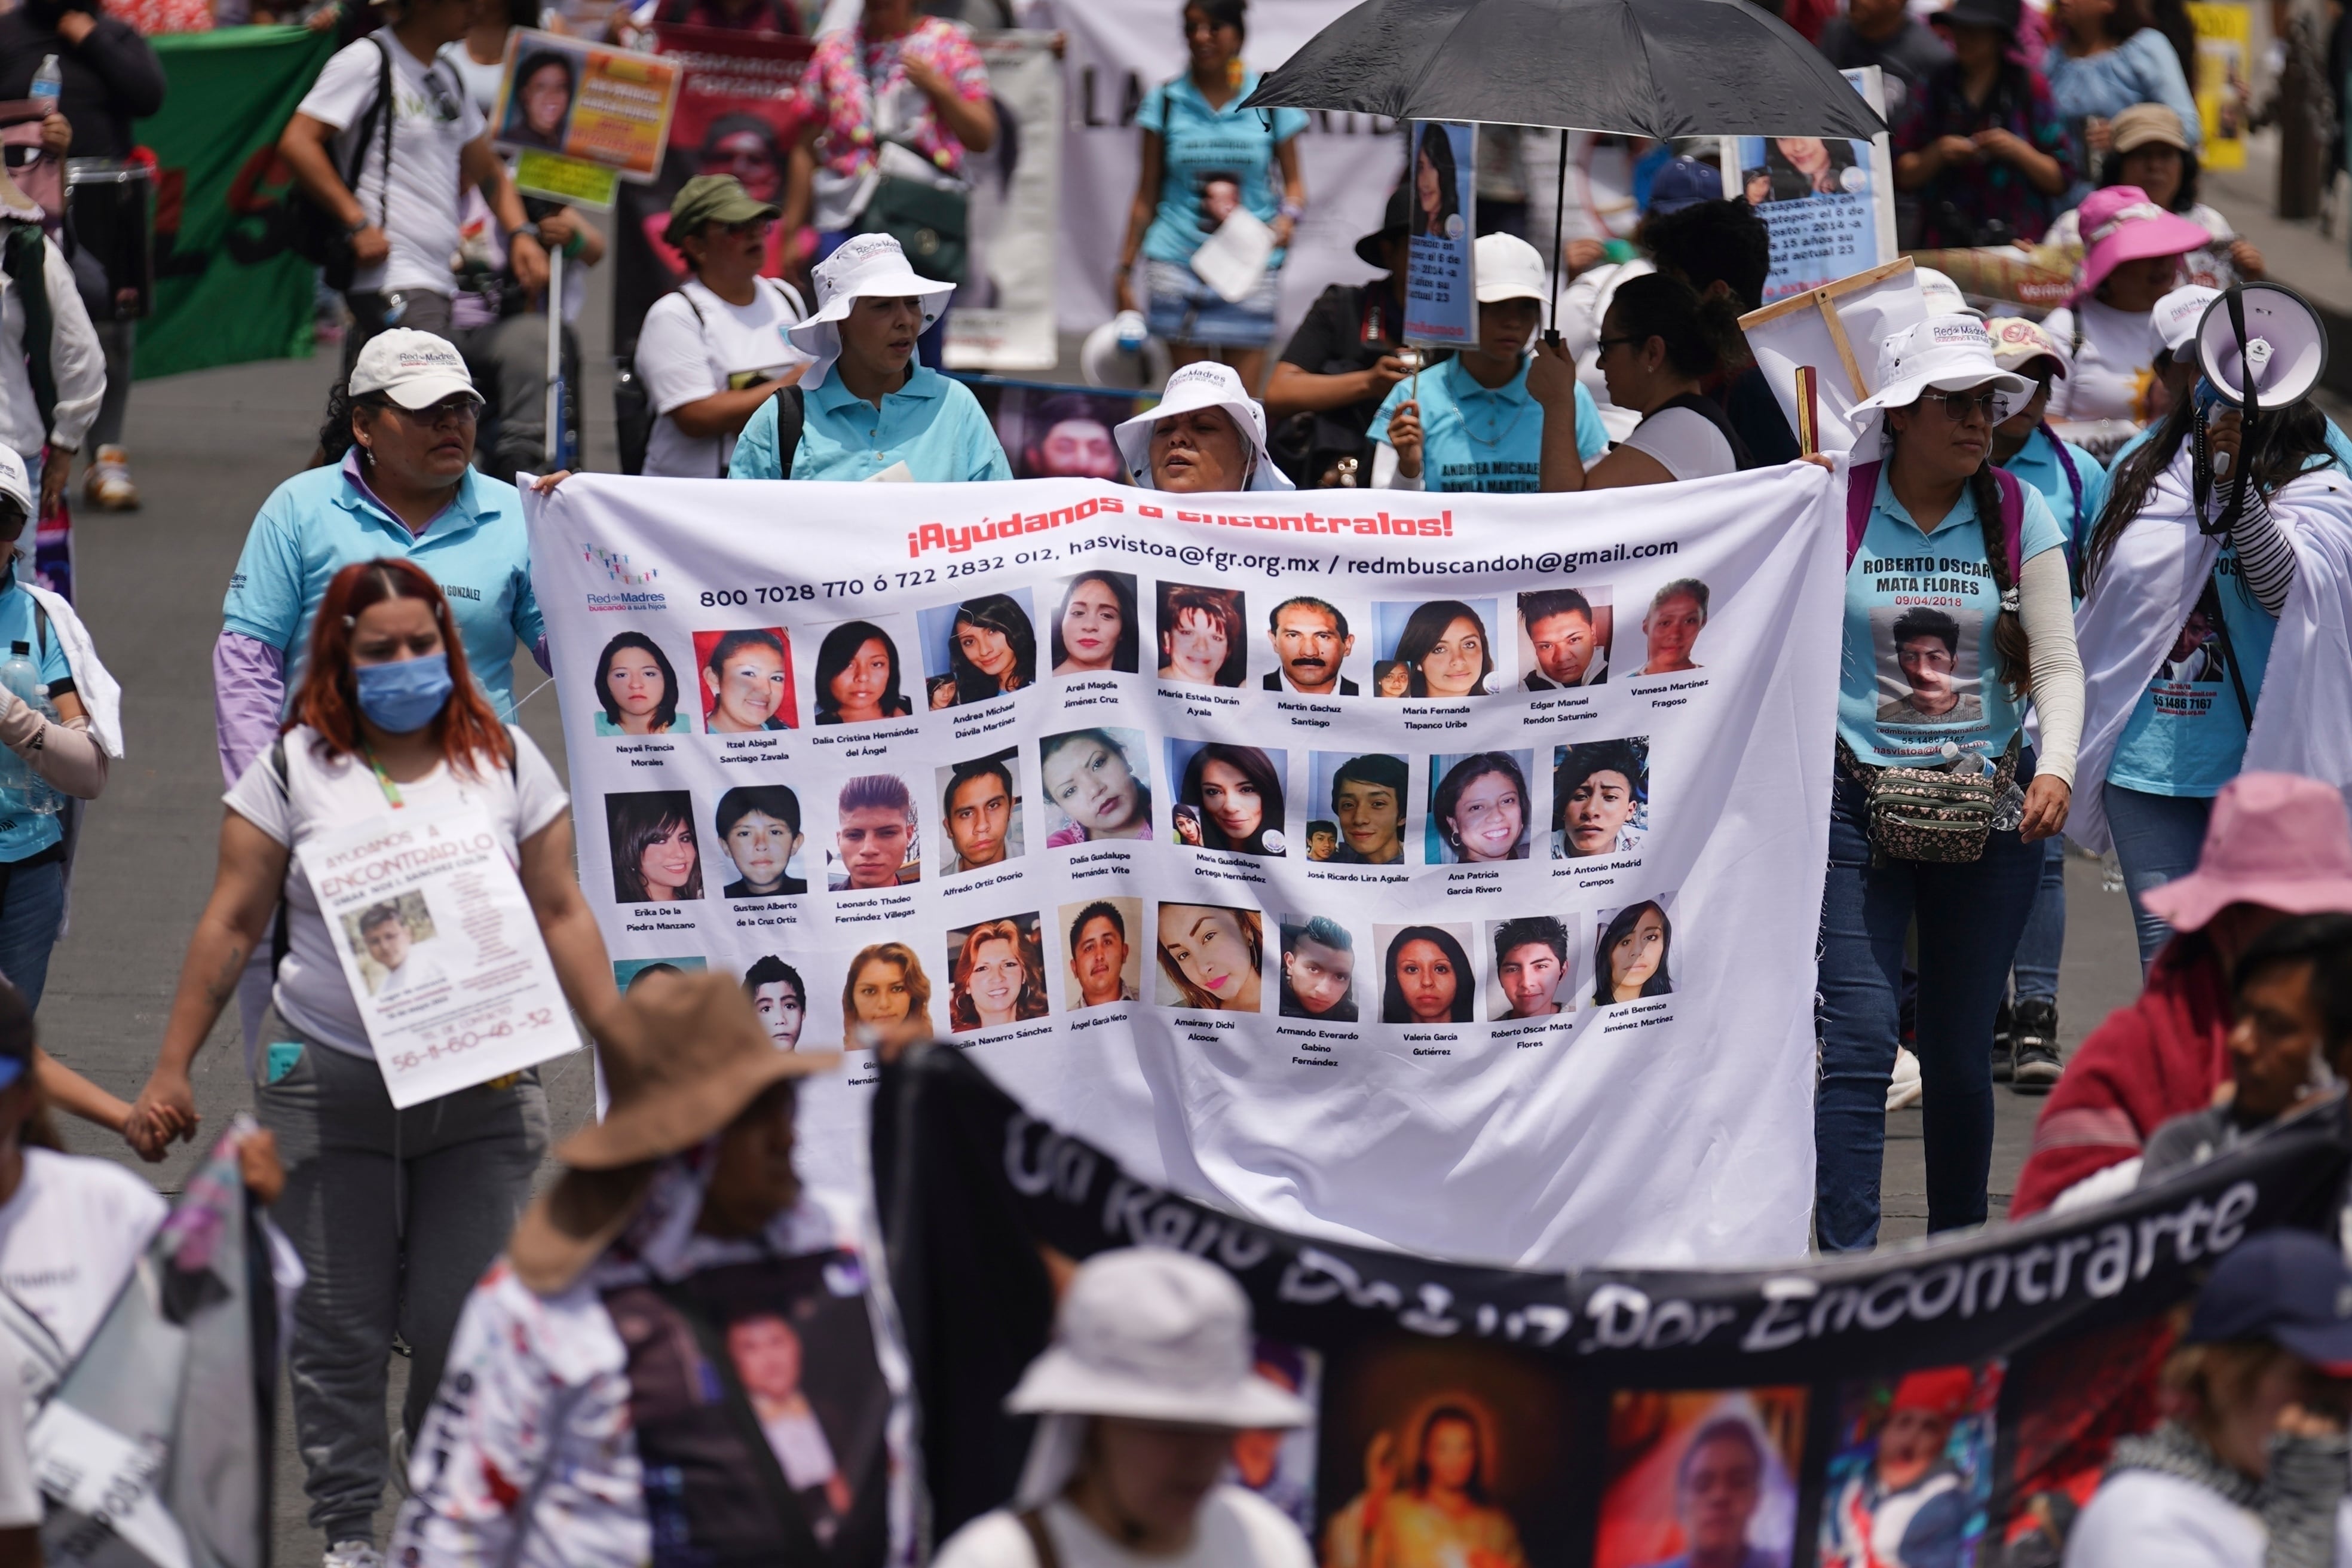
2069, 283, 2352, 971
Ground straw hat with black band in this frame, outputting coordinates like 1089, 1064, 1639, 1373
507, 970, 840, 1295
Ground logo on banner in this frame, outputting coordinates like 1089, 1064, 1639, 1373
583, 541, 669, 611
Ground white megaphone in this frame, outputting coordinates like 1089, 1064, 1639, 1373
2195, 282, 2329, 409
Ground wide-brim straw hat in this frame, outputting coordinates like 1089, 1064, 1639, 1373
508, 969, 840, 1293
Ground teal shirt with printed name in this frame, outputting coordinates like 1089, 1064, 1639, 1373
728, 363, 1011, 483
1999, 424, 2108, 550
1840, 465, 2066, 765
1366, 356, 1608, 494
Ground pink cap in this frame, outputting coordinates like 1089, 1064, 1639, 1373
2070, 185, 2213, 304
2142, 773, 2352, 932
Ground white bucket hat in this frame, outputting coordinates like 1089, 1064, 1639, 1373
1113, 362, 1297, 493
1008, 1248, 1311, 1508
787, 233, 956, 387
348, 328, 482, 411
2149, 283, 2222, 363
1846, 316, 2033, 455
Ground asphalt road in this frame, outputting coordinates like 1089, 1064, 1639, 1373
39, 262, 2145, 1557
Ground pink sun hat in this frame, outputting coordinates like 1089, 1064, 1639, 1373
2142, 773, 2352, 933
2071, 185, 2213, 304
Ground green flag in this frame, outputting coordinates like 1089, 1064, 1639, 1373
135, 26, 336, 382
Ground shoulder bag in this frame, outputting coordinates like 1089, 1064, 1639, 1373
1838, 459, 2028, 863
288, 36, 394, 293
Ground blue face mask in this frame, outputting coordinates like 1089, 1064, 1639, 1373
354, 653, 454, 734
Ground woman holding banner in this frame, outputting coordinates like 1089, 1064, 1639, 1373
1811, 317, 2084, 1254
127, 558, 620, 1566
1113, 0, 1309, 393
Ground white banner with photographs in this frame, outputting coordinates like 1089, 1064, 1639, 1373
528, 467, 1843, 1267
298, 806, 581, 1107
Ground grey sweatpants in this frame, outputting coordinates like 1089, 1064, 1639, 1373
255, 1012, 549, 1545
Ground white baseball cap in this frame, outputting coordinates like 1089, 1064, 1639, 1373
0, 446, 30, 518
788, 233, 954, 383
1111, 361, 1297, 492
1474, 231, 1549, 304
1847, 316, 2033, 451
1915, 267, 1981, 318
348, 329, 481, 411
2150, 283, 2222, 363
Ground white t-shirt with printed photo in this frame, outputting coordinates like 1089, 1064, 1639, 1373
225, 724, 569, 1061
0, 1147, 167, 1363
298, 32, 487, 298
635, 277, 811, 478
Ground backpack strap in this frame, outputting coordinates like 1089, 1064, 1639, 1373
268, 735, 292, 978
3, 223, 54, 442
773, 384, 805, 477
1991, 463, 2026, 583
1845, 459, 1882, 568
1017, 1509, 1061, 1568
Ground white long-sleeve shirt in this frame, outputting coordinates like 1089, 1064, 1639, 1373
0, 218, 102, 458
392, 1168, 914, 1568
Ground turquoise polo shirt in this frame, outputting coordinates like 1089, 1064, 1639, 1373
223, 454, 544, 719
1999, 425, 2108, 549
728, 364, 1012, 483
1365, 356, 1609, 493
0, 563, 71, 862
1840, 465, 2066, 767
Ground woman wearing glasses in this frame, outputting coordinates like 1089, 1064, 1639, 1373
1810, 316, 2084, 1256
1526, 273, 1754, 489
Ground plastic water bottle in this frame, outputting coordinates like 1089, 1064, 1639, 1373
29, 57, 61, 114
0, 642, 59, 819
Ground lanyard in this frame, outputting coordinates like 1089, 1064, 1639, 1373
363, 747, 406, 810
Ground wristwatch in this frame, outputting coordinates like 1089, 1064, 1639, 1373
341, 216, 368, 239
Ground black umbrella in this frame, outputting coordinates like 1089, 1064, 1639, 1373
1241, 0, 1890, 329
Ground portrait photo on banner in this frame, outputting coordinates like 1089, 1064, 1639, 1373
590, 628, 693, 736
1313, 1336, 1580, 1568
1594, 1386, 1807, 1568
1427, 751, 1533, 865
1278, 913, 1365, 1024
1169, 739, 1288, 856
1593, 895, 1677, 1008
1048, 568, 1141, 677
841, 939, 935, 1040
937, 750, 1026, 876
1263, 593, 1367, 697
1517, 586, 1614, 691
828, 774, 922, 892
1485, 913, 1581, 1020
742, 953, 810, 1051
614, 955, 708, 994
344, 890, 444, 999
1374, 598, 1499, 699
1157, 581, 1250, 687
1056, 896, 1143, 1011
918, 590, 1040, 710
944, 911, 1051, 1036
1038, 726, 1156, 846
608, 789, 703, 904
1309, 751, 1411, 868
996, 385, 1140, 482
1992, 1313, 2178, 1567
693, 626, 797, 733
1154, 901, 1266, 1013
1374, 921, 1479, 1025
713, 783, 807, 901
1818, 1362, 2001, 1568
1227, 1338, 1322, 1543
811, 616, 920, 727
1870, 602, 1985, 729
1634, 578, 1712, 679
1552, 737, 1651, 861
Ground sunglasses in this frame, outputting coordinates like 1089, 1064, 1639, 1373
1920, 389, 2008, 422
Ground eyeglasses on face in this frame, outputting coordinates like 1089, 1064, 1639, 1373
1921, 389, 2005, 422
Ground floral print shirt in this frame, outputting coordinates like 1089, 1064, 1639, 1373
804, 17, 990, 183
391, 1162, 914, 1568
1894, 58, 2074, 247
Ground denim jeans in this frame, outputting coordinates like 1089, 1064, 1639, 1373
2010, 835, 2069, 1006
258, 1017, 549, 1545
0, 856, 66, 1009
1816, 768, 2043, 1251
2103, 782, 2214, 972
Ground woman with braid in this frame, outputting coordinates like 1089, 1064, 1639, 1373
1806, 316, 2085, 1254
